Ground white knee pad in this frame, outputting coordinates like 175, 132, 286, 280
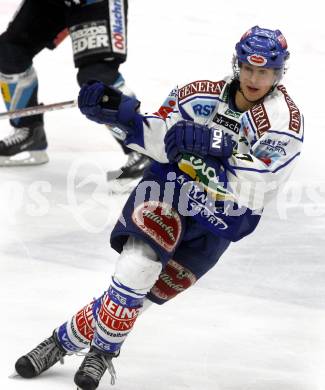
114, 237, 162, 294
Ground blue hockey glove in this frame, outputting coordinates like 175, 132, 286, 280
164, 120, 233, 162
78, 81, 142, 137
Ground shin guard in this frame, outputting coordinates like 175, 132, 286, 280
0, 66, 42, 127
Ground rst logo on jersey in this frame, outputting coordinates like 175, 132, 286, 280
178, 80, 225, 101
70, 21, 111, 58
192, 100, 215, 117
109, 0, 127, 54
214, 114, 240, 134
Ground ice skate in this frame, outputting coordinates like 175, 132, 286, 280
15, 333, 66, 378
0, 122, 48, 166
74, 347, 117, 390
106, 151, 151, 193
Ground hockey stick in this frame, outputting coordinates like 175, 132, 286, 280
0, 99, 127, 141
0, 100, 77, 121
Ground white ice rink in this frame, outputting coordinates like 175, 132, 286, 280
1, 1, 325, 389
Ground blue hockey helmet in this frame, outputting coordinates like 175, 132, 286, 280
235, 26, 290, 69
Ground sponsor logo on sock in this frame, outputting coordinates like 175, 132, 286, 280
75, 303, 95, 341
99, 295, 139, 332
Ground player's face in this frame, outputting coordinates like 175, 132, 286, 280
239, 63, 277, 103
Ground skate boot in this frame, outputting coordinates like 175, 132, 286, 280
106, 151, 151, 193
15, 332, 67, 378
74, 347, 117, 390
0, 122, 48, 166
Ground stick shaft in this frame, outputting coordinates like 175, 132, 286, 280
0, 100, 77, 120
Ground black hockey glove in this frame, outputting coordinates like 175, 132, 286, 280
78, 81, 142, 138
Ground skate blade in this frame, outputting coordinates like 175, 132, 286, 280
8, 372, 20, 379
106, 177, 141, 194
0, 150, 49, 166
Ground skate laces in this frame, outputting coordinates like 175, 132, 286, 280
28, 337, 66, 373
78, 350, 117, 385
3, 127, 30, 147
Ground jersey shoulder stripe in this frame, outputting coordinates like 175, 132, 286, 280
246, 85, 303, 140
276, 85, 301, 133
178, 80, 226, 102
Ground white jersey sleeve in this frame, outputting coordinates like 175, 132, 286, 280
124, 87, 181, 163
226, 84, 304, 209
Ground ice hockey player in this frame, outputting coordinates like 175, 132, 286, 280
0, 0, 150, 184
14, 26, 303, 389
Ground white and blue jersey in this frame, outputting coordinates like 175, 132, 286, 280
126, 76, 303, 211
110, 76, 303, 269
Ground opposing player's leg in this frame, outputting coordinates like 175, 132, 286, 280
0, 67, 48, 166
106, 148, 152, 193
0, 0, 66, 166
68, 0, 150, 190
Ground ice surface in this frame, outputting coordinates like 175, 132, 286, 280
1, 0, 325, 389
